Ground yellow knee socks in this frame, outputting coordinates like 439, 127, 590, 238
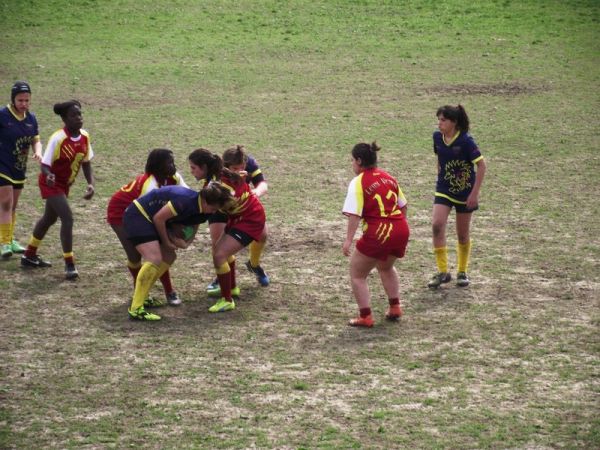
130, 262, 160, 312
249, 240, 265, 267
457, 241, 472, 273
434, 246, 448, 273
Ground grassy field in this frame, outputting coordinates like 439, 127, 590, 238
1, 0, 599, 448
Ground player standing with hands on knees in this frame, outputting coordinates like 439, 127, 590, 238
21, 100, 95, 279
342, 141, 410, 328
427, 104, 486, 289
0, 81, 43, 258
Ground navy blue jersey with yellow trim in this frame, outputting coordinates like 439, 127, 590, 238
433, 130, 483, 203
245, 155, 265, 187
132, 185, 211, 226
0, 105, 39, 183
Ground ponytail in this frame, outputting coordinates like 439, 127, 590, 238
351, 141, 380, 168
436, 104, 470, 132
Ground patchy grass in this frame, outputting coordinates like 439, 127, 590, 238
1, 0, 599, 448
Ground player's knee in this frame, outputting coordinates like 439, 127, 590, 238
432, 221, 445, 237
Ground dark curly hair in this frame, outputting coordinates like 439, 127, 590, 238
53, 100, 81, 118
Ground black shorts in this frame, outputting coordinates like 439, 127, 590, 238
434, 195, 478, 213
208, 211, 228, 224
227, 228, 254, 247
0, 177, 24, 189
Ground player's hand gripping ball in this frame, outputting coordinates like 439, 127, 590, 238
167, 224, 196, 249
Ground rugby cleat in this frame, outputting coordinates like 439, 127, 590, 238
348, 315, 374, 328
245, 261, 269, 286
21, 254, 52, 268
456, 272, 470, 287
65, 263, 79, 280
208, 298, 235, 313
385, 305, 403, 321
427, 272, 451, 289
1, 244, 12, 258
207, 284, 240, 298
166, 291, 182, 306
128, 306, 161, 321
11, 240, 26, 254
144, 296, 165, 308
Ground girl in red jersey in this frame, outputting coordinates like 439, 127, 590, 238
21, 100, 94, 279
198, 146, 270, 295
342, 141, 410, 327
107, 148, 189, 306
189, 146, 268, 313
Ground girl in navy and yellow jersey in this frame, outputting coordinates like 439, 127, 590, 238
342, 141, 410, 327
21, 100, 95, 279
107, 148, 188, 306
428, 104, 486, 289
123, 183, 232, 321
0, 81, 43, 258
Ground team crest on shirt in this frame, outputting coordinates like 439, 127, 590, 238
444, 159, 472, 194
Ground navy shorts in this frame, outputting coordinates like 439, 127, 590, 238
0, 177, 24, 189
123, 204, 159, 246
434, 195, 478, 213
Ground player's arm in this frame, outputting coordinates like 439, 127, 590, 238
40, 135, 58, 185
153, 204, 178, 250
252, 180, 268, 198
397, 187, 408, 218
342, 214, 361, 257
247, 158, 267, 197
82, 161, 95, 200
466, 158, 486, 210
32, 136, 42, 162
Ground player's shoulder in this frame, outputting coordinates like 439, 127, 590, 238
26, 110, 38, 122
49, 128, 68, 142
246, 155, 260, 170
0, 106, 10, 125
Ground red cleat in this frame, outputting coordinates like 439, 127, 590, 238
348, 315, 374, 328
385, 305, 403, 321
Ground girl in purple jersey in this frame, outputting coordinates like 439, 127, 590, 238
0, 82, 43, 258
428, 104, 486, 289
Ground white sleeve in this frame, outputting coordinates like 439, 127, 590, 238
141, 175, 160, 195
41, 131, 61, 166
174, 172, 189, 188
342, 175, 363, 217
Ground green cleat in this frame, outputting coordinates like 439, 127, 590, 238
11, 240, 26, 254
208, 297, 235, 313
1, 244, 13, 259
144, 296, 165, 308
129, 306, 161, 321
207, 284, 240, 298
